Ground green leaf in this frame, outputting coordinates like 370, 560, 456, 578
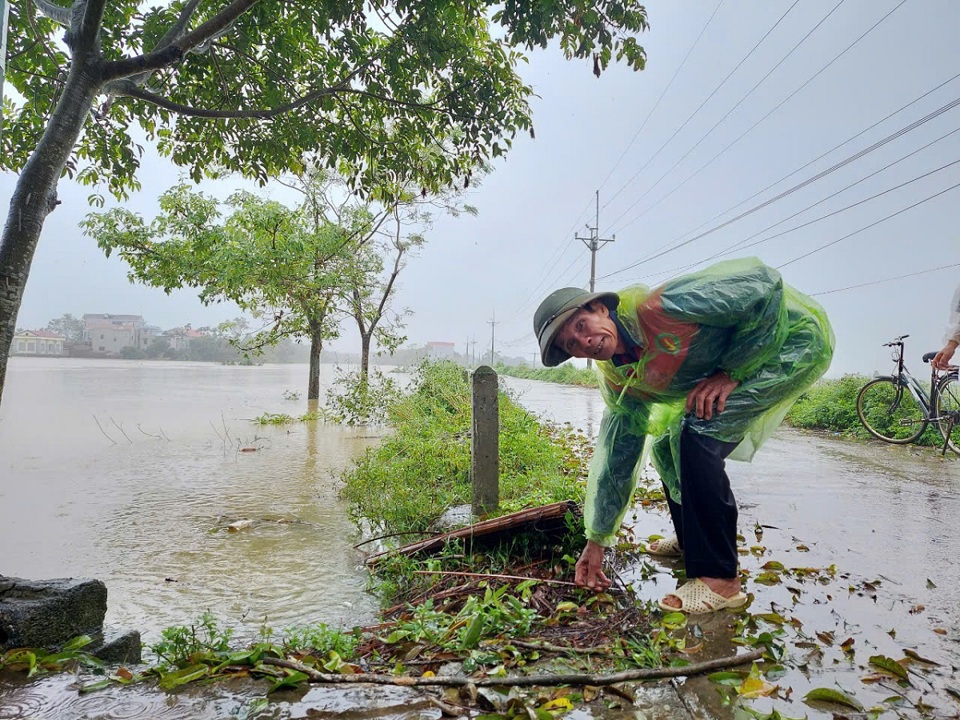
268, 670, 310, 693
803, 687, 863, 710
659, 611, 686, 629
868, 655, 909, 681
159, 664, 211, 690
237, 697, 270, 720
461, 612, 485, 649
708, 671, 746, 686
79, 678, 113, 694
63, 635, 95, 651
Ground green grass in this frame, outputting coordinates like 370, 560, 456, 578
495, 363, 599, 387
339, 360, 590, 536
785, 374, 943, 446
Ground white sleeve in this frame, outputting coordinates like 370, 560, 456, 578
946, 283, 960, 344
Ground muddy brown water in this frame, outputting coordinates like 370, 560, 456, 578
1, 360, 959, 718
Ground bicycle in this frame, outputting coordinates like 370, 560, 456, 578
856, 334, 960, 456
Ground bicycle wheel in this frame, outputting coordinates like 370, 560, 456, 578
856, 377, 928, 443
934, 373, 960, 455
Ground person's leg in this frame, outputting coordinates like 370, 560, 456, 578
661, 426, 742, 608
678, 428, 740, 579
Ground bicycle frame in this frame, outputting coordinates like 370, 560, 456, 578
883, 336, 933, 415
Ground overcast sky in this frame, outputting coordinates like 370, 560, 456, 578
5, 0, 959, 376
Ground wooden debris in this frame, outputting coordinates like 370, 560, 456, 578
365, 500, 578, 565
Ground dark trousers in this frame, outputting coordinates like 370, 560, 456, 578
663, 427, 741, 579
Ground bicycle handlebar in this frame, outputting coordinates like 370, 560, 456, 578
883, 334, 909, 346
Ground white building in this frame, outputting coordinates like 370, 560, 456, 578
12, 329, 65, 356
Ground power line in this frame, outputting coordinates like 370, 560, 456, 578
651, 71, 960, 252
597, 0, 725, 193
777, 177, 960, 269
601, 0, 801, 212
607, 71, 960, 279
714, 155, 960, 259
704, 129, 960, 260
612, 0, 908, 237
599, 90, 960, 281
629, 125, 960, 279
605, 0, 846, 232
809, 262, 960, 297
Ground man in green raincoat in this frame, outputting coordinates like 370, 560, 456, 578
533, 257, 833, 614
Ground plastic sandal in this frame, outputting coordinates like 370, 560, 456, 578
657, 579, 747, 614
646, 535, 682, 557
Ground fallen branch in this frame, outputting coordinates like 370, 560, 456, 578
506, 639, 620, 657
262, 648, 764, 687
413, 570, 579, 588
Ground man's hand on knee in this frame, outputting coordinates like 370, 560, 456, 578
686, 371, 739, 420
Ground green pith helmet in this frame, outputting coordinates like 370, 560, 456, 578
533, 287, 619, 367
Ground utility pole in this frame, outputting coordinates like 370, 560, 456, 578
531, 352, 538, 367
487, 312, 498, 366
576, 189, 615, 368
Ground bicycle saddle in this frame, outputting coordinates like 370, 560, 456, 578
922, 351, 938, 363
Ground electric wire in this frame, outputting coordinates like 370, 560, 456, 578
601, 0, 801, 211
614, 153, 960, 288
809, 262, 960, 297
599, 87, 960, 282
605, 0, 846, 231
710, 155, 960, 260
598, 0, 725, 193
612, 0, 908, 237
777, 177, 960, 269
607, 70, 960, 277
617, 124, 960, 281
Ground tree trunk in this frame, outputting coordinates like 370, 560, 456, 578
359, 331, 372, 382
308, 326, 323, 400
0, 64, 101, 406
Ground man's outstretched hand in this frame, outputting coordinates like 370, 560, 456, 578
932, 341, 958, 371
575, 540, 612, 591
686, 370, 739, 420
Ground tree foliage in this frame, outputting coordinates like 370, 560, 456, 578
45, 313, 85, 342
2, 0, 649, 200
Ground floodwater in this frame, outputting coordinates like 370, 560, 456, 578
1, 360, 959, 718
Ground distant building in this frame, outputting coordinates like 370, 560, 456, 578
426, 341, 456, 358
82, 314, 147, 355
164, 326, 206, 352
12, 329, 65, 356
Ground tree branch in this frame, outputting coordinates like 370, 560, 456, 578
102, 0, 260, 82
112, 79, 348, 119
32, 0, 70, 26
76, 0, 108, 55
263, 648, 765, 687
155, 0, 204, 51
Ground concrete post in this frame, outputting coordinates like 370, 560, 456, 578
471, 365, 499, 515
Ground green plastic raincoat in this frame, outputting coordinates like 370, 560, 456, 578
584, 258, 834, 547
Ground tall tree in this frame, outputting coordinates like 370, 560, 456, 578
83, 183, 365, 398
0, 0, 649, 405
343, 193, 473, 380
46, 313, 85, 341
